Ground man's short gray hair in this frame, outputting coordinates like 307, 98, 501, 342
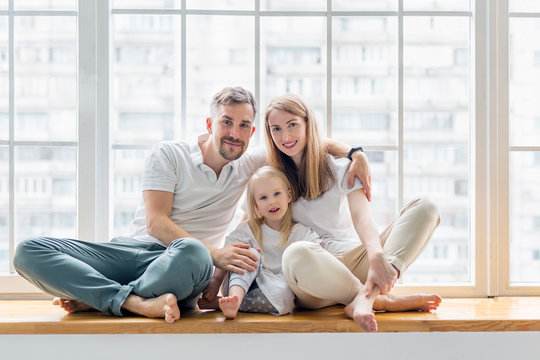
210, 86, 257, 122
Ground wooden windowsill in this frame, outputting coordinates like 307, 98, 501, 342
1, 297, 540, 334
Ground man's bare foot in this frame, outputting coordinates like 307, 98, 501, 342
219, 295, 241, 320
344, 290, 378, 332
122, 293, 180, 324
198, 295, 221, 310
52, 297, 94, 313
373, 293, 442, 312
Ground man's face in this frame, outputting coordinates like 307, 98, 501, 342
207, 103, 255, 161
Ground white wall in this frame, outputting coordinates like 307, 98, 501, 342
2, 332, 540, 360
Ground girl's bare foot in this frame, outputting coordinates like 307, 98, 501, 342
52, 297, 94, 313
219, 295, 241, 320
373, 293, 442, 312
122, 293, 181, 324
344, 290, 378, 332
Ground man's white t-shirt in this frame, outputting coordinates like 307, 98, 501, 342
129, 138, 266, 248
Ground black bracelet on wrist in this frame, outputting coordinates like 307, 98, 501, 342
347, 146, 364, 160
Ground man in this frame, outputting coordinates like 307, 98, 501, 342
14, 87, 371, 323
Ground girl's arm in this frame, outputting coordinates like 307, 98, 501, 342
347, 189, 397, 296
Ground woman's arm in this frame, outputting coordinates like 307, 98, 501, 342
347, 189, 397, 296
325, 138, 372, 201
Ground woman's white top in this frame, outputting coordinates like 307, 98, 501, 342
224, 221, 320, 315
292, 156, 364, 256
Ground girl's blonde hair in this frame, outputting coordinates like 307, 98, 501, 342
264, 94, 334, 201
246, 166, 294, 248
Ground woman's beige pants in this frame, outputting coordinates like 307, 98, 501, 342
281, 196, 440, 309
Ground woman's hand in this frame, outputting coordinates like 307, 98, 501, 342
365, 253, 398, 297
348, 151, 372, 202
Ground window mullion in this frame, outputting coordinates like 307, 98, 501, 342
96, 0, 111, 243
496, 0, 511, 295
8, 0, 14, 273
475, 0, 490, 296
78, 0, 97, 242
398, 0, 404, 211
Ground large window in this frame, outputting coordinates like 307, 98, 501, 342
1, 0, 539, 297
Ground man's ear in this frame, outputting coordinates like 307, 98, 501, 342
250, 126, 256, 137
206, 118, 213, 134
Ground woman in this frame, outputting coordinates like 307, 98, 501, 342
264, 94, 441, 332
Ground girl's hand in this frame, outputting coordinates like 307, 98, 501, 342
365, 253, 398, 297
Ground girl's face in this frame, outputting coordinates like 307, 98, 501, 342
267, 109, 307, 167
252, 176, 292, 230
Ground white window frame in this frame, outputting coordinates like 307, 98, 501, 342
2, 0, 538, 298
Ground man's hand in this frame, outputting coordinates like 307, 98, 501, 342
210, 243, 259, 274
347, 151, 372, 202
364, 253, 397, 297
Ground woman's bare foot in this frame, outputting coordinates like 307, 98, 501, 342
219, 295, 241, 320
344, 290, 378, 332
373, 293, 442, 312
52, 297, 94, 313
122, 293, 181, 324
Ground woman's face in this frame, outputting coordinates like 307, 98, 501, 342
267, 109, 307, 167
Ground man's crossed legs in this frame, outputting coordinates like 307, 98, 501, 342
14, 236, 213, 323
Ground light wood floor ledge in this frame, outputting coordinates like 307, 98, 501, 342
1, 297, 540, 334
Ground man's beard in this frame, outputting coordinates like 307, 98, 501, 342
219, 136, 245, 161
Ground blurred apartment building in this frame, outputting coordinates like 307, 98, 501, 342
1, 0, 539, 284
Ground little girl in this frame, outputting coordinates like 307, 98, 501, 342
217, 166, 319, 319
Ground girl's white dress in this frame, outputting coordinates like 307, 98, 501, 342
222, 221, 320, 315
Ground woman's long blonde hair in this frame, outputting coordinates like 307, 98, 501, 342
264, 94, 334, 201
246, 166, 294, 248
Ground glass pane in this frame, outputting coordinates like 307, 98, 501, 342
510, 152, 540, 283
332, 17, 397, 146
510, 18, 540, 147
0, 16, 7, 140
261, 17, 326, 131
0, 147, 7, 272
404, 17, 470, 110
333, 0, 397, 11
261, 0, 325, 11
15, 0, 76, 10
14, 16, 77, 141
402, 16, 471, 284
112, 149, 147, 238
404, 0, 470, 11
187, 0, 254, 10
0, 1, 6, 10
510, 0, 540, 12
402, 144, 470, 283
186, 15, 254, 141
15, 147, 77, 245
113, 0, 181, 9
367, 150, 398, 232
113, 15, 180, 144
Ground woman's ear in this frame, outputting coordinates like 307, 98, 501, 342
287, 189, 292, 203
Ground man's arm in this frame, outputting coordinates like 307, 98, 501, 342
325, 138, 372, 201
143, 190, 259, 274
